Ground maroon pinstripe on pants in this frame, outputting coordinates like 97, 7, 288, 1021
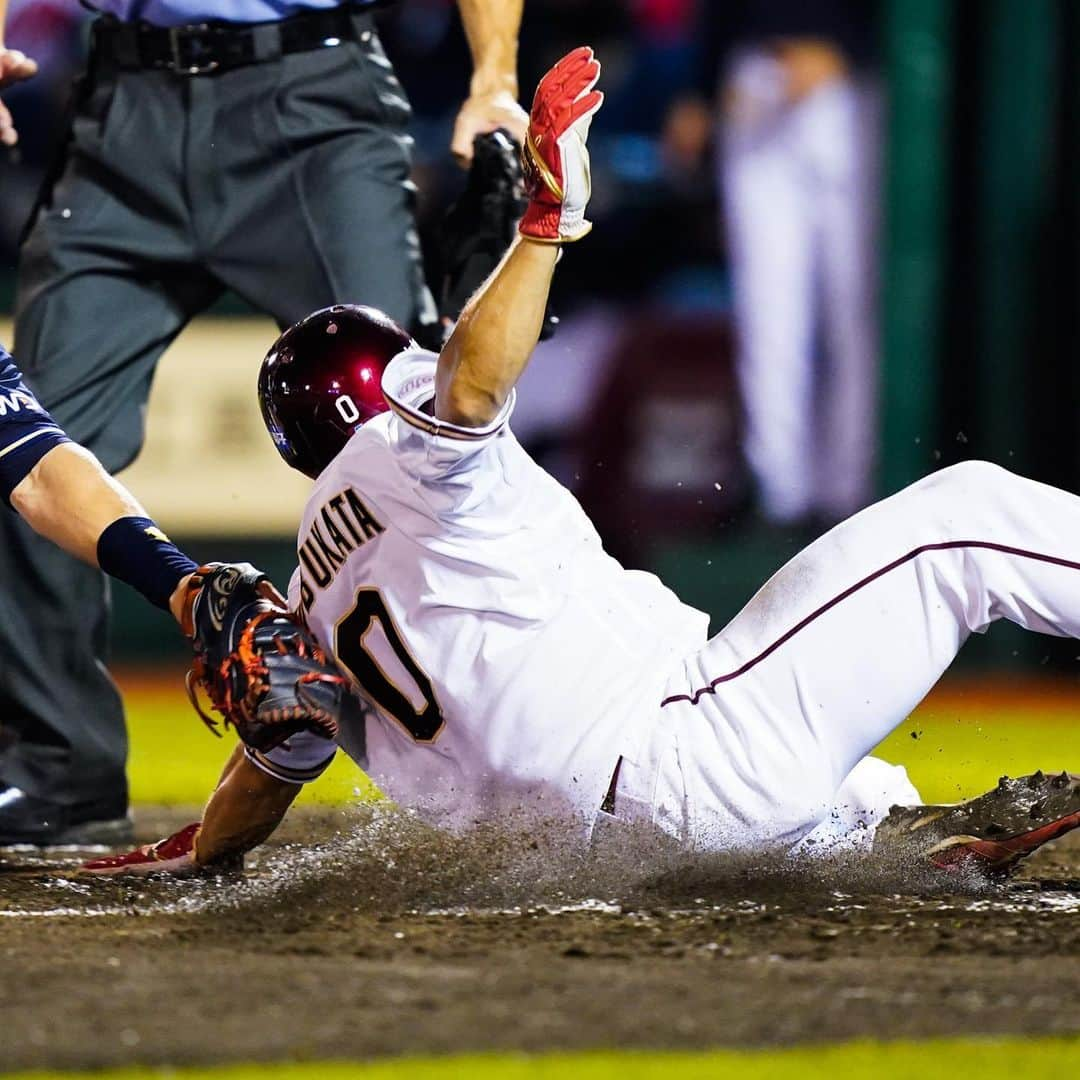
660, 539, 1080, 709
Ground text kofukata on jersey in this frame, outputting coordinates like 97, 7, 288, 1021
296, 486, 385, 610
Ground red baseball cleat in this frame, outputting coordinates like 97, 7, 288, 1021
873, 771, 1080, 876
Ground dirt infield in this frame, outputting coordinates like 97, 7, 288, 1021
2, 805, 1079, 1072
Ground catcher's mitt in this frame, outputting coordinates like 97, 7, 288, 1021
439, 129, 558, 340
182, 563, 348, 753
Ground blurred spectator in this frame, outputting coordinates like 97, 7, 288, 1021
670, 1, 882, 526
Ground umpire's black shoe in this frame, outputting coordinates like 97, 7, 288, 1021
0, 787, 133, 847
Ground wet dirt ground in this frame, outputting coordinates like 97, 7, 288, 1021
2, 805, 1078, 1071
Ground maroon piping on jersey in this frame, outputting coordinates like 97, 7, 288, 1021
660, 539, 1080, 709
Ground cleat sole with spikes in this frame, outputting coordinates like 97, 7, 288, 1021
872, 770, 1080, 877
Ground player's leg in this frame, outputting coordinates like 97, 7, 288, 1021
658, 461, 1080, 852
719, 52, 816, 523
793, 755, 921, 856
810, 76, 881, 521
0, 60, 220, 843
203, 13, 437, 338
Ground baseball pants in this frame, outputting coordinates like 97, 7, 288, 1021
720, 51, 880, 524
0, 13, 435, 810
616, 462, 1080, 853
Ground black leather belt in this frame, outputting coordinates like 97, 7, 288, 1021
90, 2, 386, 76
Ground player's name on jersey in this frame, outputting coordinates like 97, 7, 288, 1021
297, 486, 384, 610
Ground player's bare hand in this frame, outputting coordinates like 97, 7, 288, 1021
451, 89, 528, 165
0, 47, 38, 147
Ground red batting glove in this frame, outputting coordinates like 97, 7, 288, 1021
519, 46, 604, 243
81, 822, 202, 876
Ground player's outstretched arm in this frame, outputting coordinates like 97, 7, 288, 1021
10, 442, 198, 623
83, 746, 301, 875
13, 442, 148, 564
196, 748, 301, 864
436, 238, 557, 426
435, 46, 603, 428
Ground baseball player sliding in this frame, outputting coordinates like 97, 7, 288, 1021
88, 48, 1080, 878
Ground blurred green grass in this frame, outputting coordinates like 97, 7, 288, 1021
874, 683, 1080, 802
122, 672, 1080, 807
17, 1036, 1080, 1080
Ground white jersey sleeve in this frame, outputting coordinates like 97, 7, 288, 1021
244, 731, 337, 786
380, 348, 516, 517
287, 566, 302, 611
0, 344, 70, 504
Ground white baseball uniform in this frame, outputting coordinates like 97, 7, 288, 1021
253, 349, 1080, 854
265, 348, 711, 833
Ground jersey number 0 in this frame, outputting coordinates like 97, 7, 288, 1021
334, 588, 445, 742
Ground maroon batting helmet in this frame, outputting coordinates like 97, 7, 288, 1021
258, 305, 414, 479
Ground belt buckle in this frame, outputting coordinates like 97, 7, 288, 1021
168, 24, 220, 75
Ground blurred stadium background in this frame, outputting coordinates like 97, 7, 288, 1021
2, 0, 1079, 682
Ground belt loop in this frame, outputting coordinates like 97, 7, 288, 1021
251, 22, 283, 63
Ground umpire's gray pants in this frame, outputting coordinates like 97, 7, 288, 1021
0, 14, 435, 810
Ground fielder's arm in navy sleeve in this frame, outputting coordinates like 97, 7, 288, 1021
0, 343, 70, 499
1, 344, 198, 621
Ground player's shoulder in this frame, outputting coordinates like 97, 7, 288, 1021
0, 345, 45, 417
0, 344, 21, 385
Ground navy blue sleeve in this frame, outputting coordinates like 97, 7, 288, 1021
0, 345, 71, 505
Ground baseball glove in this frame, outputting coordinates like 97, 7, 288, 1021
181, 563, 348, 754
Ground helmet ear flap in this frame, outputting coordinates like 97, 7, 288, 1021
258, 304, 413, 479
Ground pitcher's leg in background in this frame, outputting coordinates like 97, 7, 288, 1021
719, 54, 816, 524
